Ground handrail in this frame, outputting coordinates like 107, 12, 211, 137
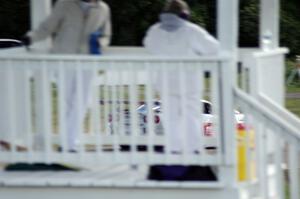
234, 87, 300, 199
259, 93, 300, 131
0, 55, 226, 166
0, 51, 231, 62
253, 48, 289, 58
234, 87, 300, 140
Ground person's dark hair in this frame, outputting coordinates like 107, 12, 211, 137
163, 0, 190, 19
81, 0, 99, 2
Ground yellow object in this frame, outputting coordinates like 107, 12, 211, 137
237, 126, 256, 182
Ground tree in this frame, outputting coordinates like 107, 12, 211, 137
106, 0, 164, 46
0, 0, 30, 39
239, 0, 259, 47
280, 1, 300, 56
0, 0, 299, 56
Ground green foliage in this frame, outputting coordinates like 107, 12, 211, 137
280, 8, 300, 57
239, 0, 259, 47
0, 0, 300, 55
0, 0, 30, 39
106, 0, 217, 46
238, 0, 300, 55
189, 0, 217, 36
286, 98, 300, 118
106, 0, 164, 46
285, 60, 300, 90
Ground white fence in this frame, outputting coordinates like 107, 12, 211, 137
0, 54, 231, 167
238, 48, 288, 106
234, 88, 300, 199
1, 49, 300, 199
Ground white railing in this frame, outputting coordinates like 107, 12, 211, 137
0, 53, 231, 167
234, 88, 300, 199
238, 48, 288, 104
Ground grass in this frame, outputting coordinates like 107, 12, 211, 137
286, 98, 300, 117
285, 60, 300, 118
287, 83, 300, 93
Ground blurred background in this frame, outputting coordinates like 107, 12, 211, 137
0, 0, 299, 116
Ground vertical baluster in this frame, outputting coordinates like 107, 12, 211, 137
289, 140, 299, 199
103, 65, 109, 136
58, 61, 67, 158
92, 61, 103, 160
145, 62, 155, 163
24, 60, 34, 161
75, 61, 84, 162
41, 60, 52, 163
118, 68, 126, 137
243, 105, 252, 183
211, 62, 222, 162
128, 62, 138, 164
251, 112, 259, 183
274, 128, 284, 199
161, 61, 171, 164
240, 65, 247, 91
0, 60, 6, 160
34, 61, 44, 153
6, 60, 17, 162
116, 64, 125, 151
179, 61, 188, 164
257, 118, 268, 199
111, 62, 119, 161
195, 62, 204, 164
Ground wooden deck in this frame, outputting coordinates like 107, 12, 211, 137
0, 165, 223, 188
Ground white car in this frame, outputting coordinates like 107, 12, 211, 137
0, 39, 22, 49
108, 100, 245, 150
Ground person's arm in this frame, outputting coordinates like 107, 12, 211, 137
191, 25, 220, 55
98, 4, 112, 47
28, 1, 65, 42
143, 24, 159, 54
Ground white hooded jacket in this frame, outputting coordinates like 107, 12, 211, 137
144, 14, 219, 56
29, 0, 111, 54
143, 14, 220, 152
144, 14, 220, 96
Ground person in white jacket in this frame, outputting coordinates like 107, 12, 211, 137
143, 0, 220, 181
22, 0, 112, 151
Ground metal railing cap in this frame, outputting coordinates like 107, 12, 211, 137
253, 47, 289, 58
0, 52, 231, 62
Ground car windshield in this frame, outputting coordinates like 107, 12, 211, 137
137, 101, 211, 114
203, 101, 212, 114
0, 39, 22, 49
137, 104, 147, 113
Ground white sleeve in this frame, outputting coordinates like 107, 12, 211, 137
29, 1, 65, 42
143, 24, 159, 54
191, 25, 220, 55
99, 3, 112, 47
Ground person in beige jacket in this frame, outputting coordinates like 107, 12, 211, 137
24, 0, 111, 54
22, 0, 112, 151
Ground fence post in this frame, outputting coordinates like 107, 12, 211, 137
217, 0, 239, 187
30, 0, 51, 50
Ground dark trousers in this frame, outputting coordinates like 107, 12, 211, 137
147, 165, 217, 181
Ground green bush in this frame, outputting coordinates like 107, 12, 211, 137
0, 0, 300, 55
280, 9, 300, 57
107, 0, 217, 46
239, 0, 259, 47
0, 0, 30, 39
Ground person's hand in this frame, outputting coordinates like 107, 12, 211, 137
21, 36, 31, 46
